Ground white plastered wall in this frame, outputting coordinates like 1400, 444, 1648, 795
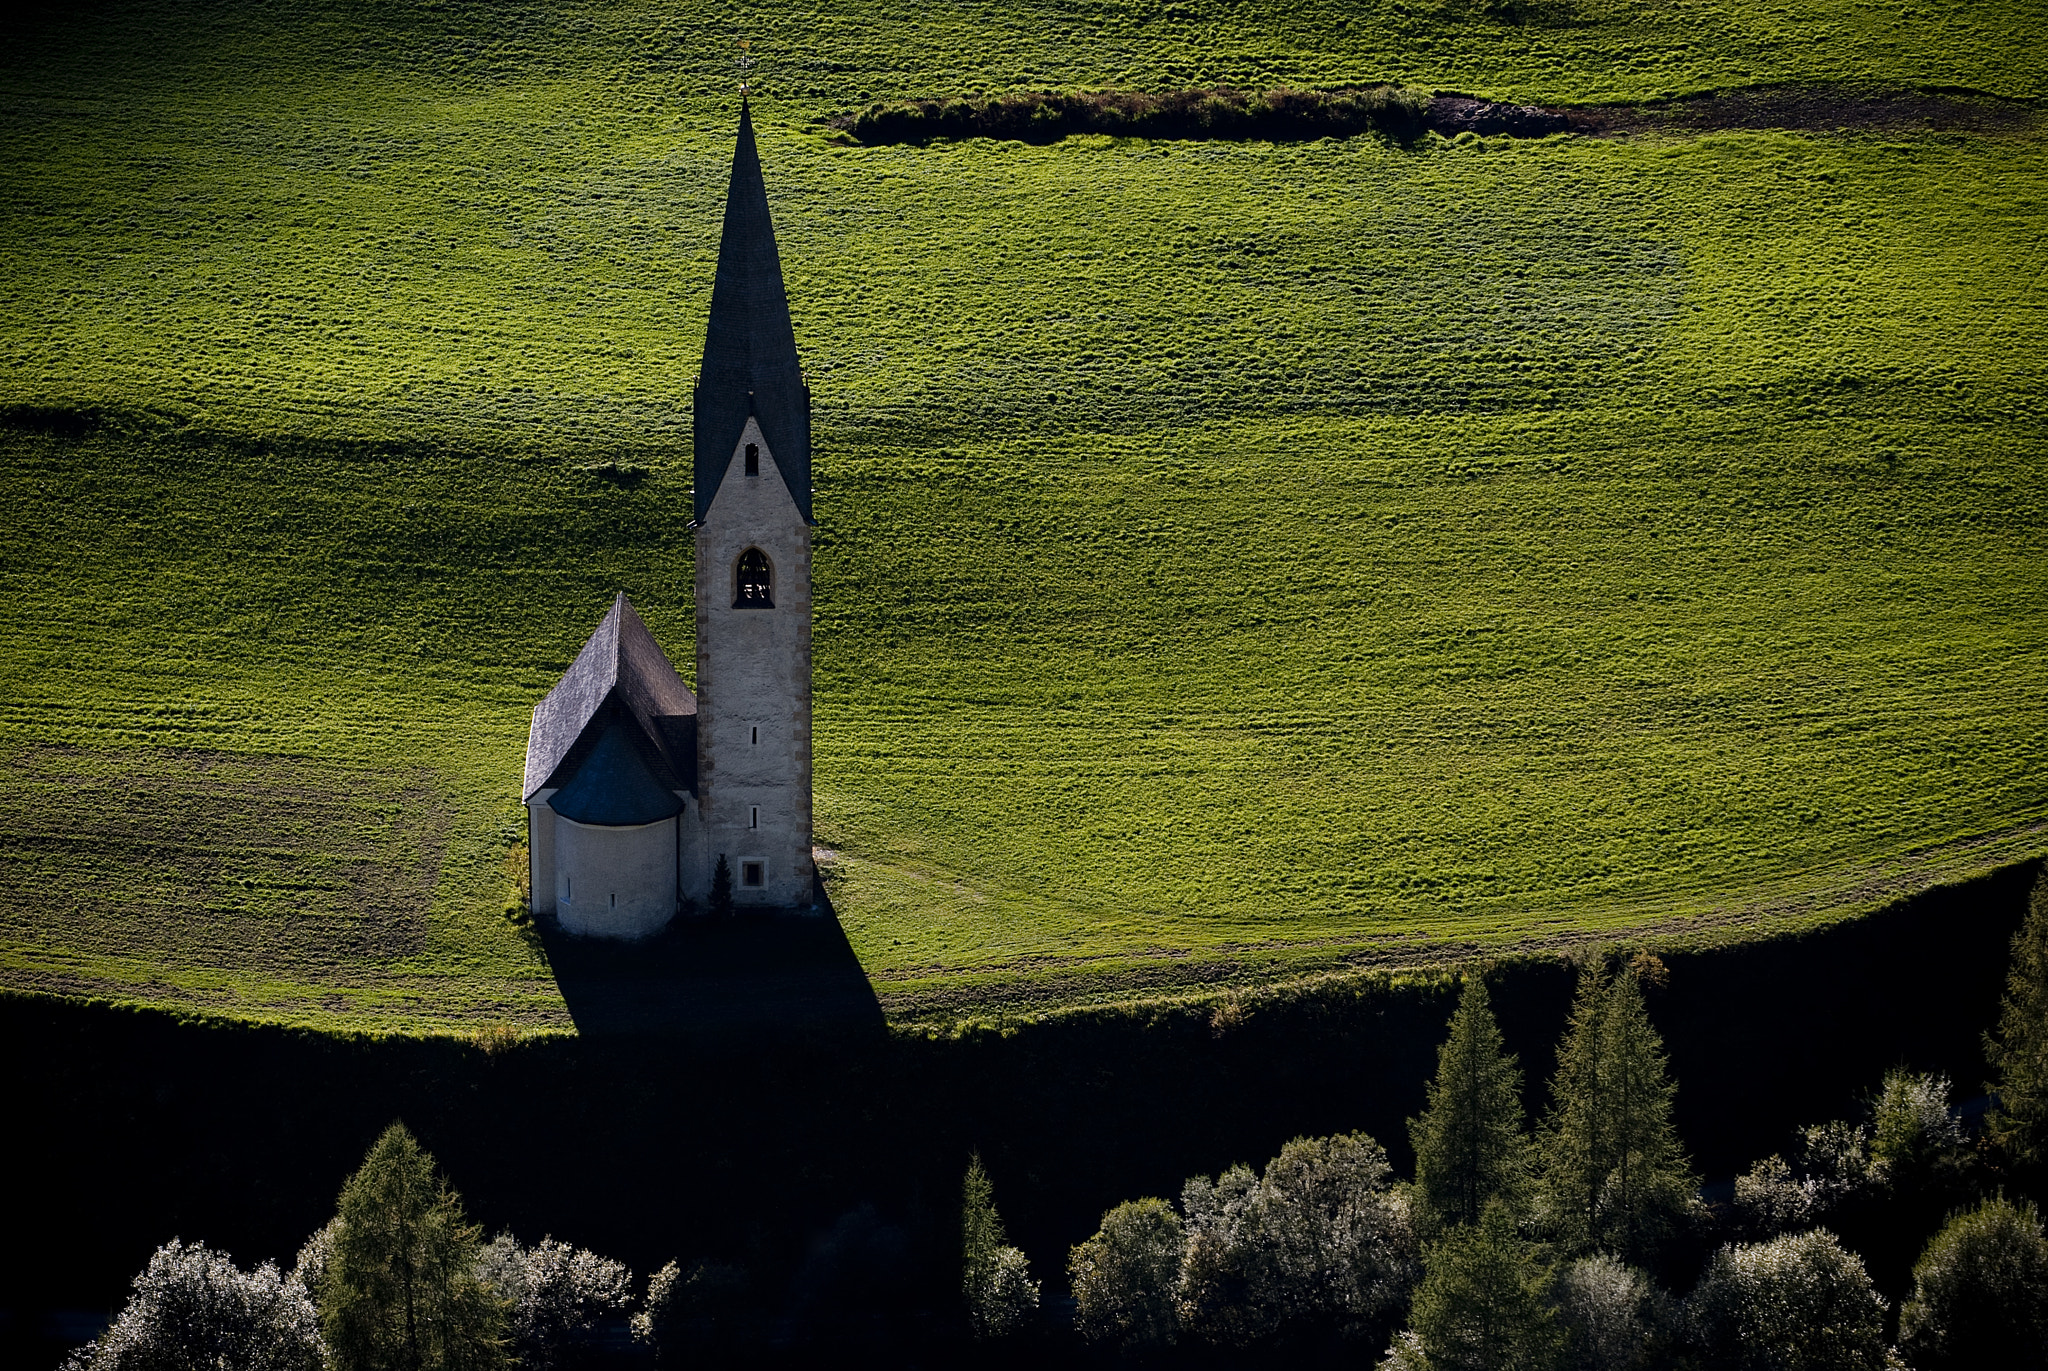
527, 788, 558, 916
694, 416, 814, 909
554, 811, 678, 938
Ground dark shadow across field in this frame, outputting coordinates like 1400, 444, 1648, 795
535, 881, 884, 1039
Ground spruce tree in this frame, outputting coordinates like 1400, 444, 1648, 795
1989, 868, 2048, 1164
1539, 963, 1694, 1263
321, 1122, 506, 1371
1410, 976, 1533, 1233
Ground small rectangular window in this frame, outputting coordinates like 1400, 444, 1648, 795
741, 861, 764, 887
744, 442, 760, 476
751, 726, 758, 745
749, 805, 759, 829
609, 893, 616, 908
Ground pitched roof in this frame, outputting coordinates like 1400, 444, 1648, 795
548, 717, 684, 825
523, 594, 697, 804
695, 101, 811, 525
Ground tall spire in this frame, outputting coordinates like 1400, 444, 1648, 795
695, 101, 810, 523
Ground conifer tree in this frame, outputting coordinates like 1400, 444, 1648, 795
1540, 963, 1612, 1254
961, 1149, 1005, 1306
1407, 1205, 1562, 1371
959, 1151, 1040, 1338
1598, 965, 1692, 1264
1989, 868, 2048, 1163
709, 855, 734, 918
1539, 963, 1694, 1263
321, 1122, 506, 1371
1410, 976, 1533, 1233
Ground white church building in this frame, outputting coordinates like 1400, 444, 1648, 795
521, 102, 814, 937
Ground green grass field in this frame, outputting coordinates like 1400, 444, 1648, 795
1, 0, 2044, 1031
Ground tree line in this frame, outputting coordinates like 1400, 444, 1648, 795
59, 872, 2048, 1368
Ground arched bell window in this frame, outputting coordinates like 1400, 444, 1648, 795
734, 547, 774, 608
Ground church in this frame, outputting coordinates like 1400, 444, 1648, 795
521, 102, 813, 938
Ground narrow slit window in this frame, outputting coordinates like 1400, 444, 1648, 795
565, 877, 572, 900
749, 805, 760, 829
744, 442, 760, 476
751, 726, 758, 745
609, 892, 616, 908
742, 861, 765, 888
734, 548, 773, 608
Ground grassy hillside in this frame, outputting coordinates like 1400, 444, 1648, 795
1, 0, 2044, 1030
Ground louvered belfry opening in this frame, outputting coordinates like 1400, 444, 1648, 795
734, 548, 774, 607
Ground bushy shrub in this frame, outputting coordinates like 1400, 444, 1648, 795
1871, 1070, 1966, 1183
631, 1259, 757, 1365
1178, 1133, 1418, 1348
1794, 1119, 1877, 1204
474, 1234, 632, 1370
1897, 1195, 2048, 1368
1732, 1155, 1817, 1239
978, 1246, 1042, 1340
1553, 1255, 1673, 1371
841, 84, 1432, 148
1069, 1197, 1184, 1349
1686, 1228, 1888, 1371
61, 1239, 323, 1371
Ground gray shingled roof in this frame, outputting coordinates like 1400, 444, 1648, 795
694, 101, 811, 525
523, 593, 698, 803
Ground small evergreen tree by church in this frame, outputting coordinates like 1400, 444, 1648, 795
521, 102, 814, 937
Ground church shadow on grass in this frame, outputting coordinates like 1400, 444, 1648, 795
536, 877, 884, 1039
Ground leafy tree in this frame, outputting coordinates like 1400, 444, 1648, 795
60, 1239, 323, 1371
1988, 868, 2048, 1163
709, 855, 734, 918
1539, 964, 1695, 1263
321, 1122, 507, 1371
1897, 1195, 2048, 1369
1552, 1255, 1673, 1371
1411, 976, 1534, 1234
960, 1152, 1039, 1339
1685, 1228, 1888, 1371
1177, 1133, 1418, 1349
1406, 1205, 1562, 1371
473, 1234, 632, 1371
1069, 1197, 1184, 1349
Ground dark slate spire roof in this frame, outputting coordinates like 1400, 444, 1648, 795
695, 101, 811, 525
523, 594, 698, 809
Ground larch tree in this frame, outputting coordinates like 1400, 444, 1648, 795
1540, 963, 1613, 1255
1410, 976, 1534, 1234
960, 1151, 1038, 1339
1988, 867, 2048, 1164
321, 1122, 507, 1371
1540, 963, 1694, 1263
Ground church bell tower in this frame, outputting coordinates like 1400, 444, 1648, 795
691, 101, 814, 909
